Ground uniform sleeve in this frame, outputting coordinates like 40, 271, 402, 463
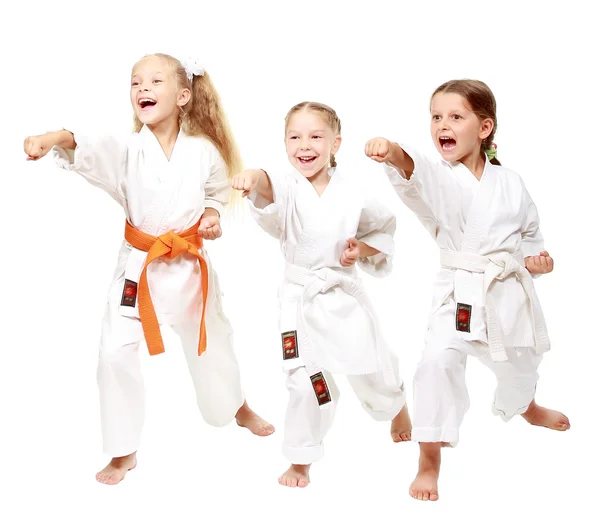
520, 182, 545, 259
52, 129, 128, 207
382, 142, 442, 241
355, 196, 396, 277
204, 147, 231, 215
247, 170, 291, 240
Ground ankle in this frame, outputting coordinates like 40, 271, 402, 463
236, 401, 251, 416
420, 442, 442, 454
419, 443, 442, 468
292, 463, 310, 472
522, 400, 538, 418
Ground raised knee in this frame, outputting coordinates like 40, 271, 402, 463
289, 378, 319, 404
98, 347, 122, 367
98, 343, 138, 370
287, 370, 335, 407
424, 348, 463, 369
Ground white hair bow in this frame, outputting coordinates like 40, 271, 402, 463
180, 56, 205, 82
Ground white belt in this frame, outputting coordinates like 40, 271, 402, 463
284, 262, 396, 384
440, 249, 550, 361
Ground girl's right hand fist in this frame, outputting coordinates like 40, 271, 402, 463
24, 134, 54, 161
365, 137, 392, 163
231, 169, 261, 197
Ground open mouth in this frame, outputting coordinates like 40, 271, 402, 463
297, 156, 317, 165
138, 98, 157, 110
439, 136, 456, 152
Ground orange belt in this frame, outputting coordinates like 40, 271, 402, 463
124, 220, 208, 356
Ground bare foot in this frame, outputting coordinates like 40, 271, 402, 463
278, 464, 311, 488
235, 400, 275, 437
96, 452, 137, 485
409, 443, 440, 502
521, 400, 570, 431
390, 404, 412, 442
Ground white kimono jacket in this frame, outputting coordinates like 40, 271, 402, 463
53, 125, 231, 329
384, 143, 550, 361
249, 167, 398, 379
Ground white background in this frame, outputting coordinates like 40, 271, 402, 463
1, 0, 597, 515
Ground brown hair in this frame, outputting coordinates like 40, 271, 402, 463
132, 53, 243, 178
431, 79, 501, 165
284, 101, 341, 167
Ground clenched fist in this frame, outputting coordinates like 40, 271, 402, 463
23, 134, 54, 161
340, 237, 360, 267
365, 137, 393, 163
231, 169, 263, 197
525, 251, 554, 275
198, 213, 222, 240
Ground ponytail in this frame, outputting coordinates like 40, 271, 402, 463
484, 143, 501, 165
183, 72, 243, 178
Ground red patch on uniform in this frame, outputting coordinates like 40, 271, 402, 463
121, 279, 137, 307
281, 331, 299, 360
310, 372, 332, 406
456, 303, 471, 332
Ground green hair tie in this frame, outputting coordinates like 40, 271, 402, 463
484, 143, 497, 161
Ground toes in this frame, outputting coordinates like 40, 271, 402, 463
410, 483, 438, 502
260, 424, 275, 436
96, 468, 127, 485
106, 472, 122, 485
549, 413, 570, 431
298, 478, 308, 488
96, 471, 110, 484
392, 431, 412, 442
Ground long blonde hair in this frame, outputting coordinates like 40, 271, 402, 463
284, 101, 342, 167
132, 53, 243, 179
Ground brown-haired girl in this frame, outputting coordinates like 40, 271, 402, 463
366, 79, 570, 501
23, 53, 274, 485
232, 101, 411, 488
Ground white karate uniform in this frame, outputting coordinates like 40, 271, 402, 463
384, 143, 550, 446
249, 167, 406, 464
53, 125, 244, 457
